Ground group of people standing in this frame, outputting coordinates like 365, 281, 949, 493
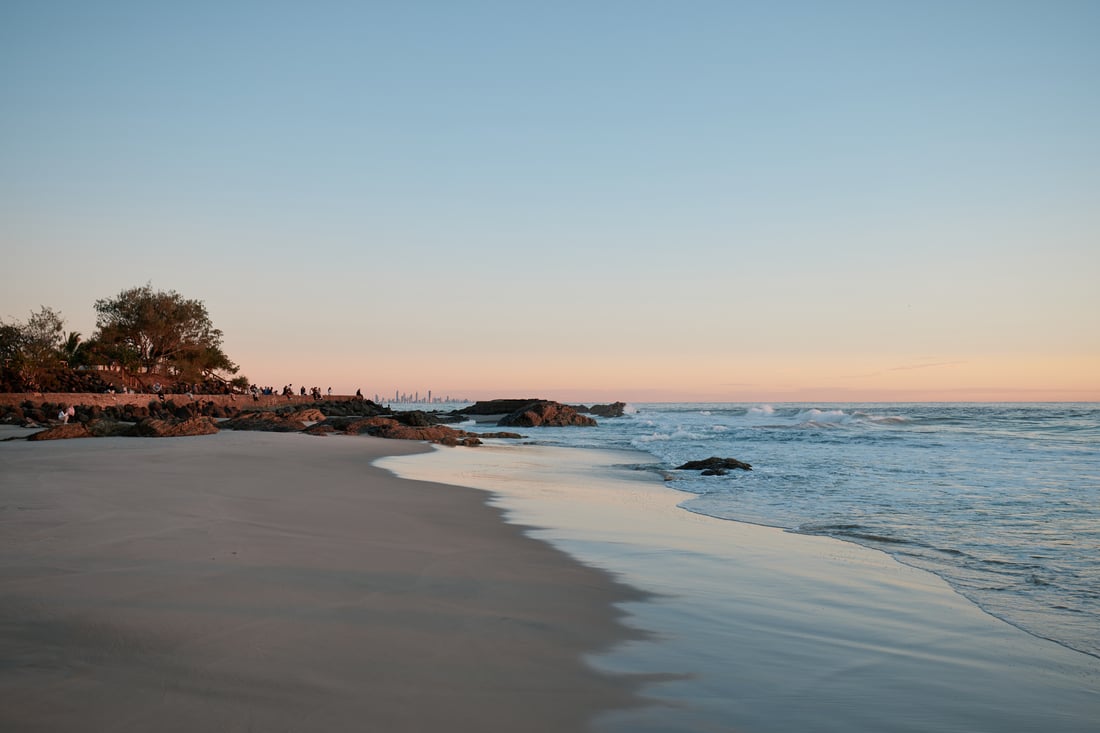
247, 384, 335, 401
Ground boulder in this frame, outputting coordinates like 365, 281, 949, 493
498, 401, 597, 428
586, 401, 627, 418
131, 417, 219, 438
393, 410, 434, 427
27, 423, 92, 441
283, 408, 326, 422
2, 406, 25, 423
676, 457, 752, 472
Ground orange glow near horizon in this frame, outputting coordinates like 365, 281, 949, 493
238, 352, 1100, 404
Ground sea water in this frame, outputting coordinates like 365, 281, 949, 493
438, 403, 1100, 660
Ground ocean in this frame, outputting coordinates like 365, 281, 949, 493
441, 402, 1100, 661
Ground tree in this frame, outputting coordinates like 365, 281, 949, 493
62, 331, 88, 367
0, 323, 27, 390
93, 284, 240, 383
0, 306, 66, 390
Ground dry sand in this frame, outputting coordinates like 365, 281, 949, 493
0, 430, 649, 732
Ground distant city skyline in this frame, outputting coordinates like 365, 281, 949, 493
2, 2, 1097, 402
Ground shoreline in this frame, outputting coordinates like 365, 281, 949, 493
0, 430, 650, 732
381, 441, 1100, 732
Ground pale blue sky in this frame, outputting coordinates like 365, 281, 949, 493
2, 1, 1097, 400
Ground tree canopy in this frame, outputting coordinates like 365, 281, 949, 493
92, 284, 239, 383
0, 285, 244, 392
0, 306, 66, 390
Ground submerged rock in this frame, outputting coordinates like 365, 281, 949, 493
676, 457, 752, 472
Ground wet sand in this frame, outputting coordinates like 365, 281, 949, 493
0, 431, 648, 732
382, 443, 1100, 733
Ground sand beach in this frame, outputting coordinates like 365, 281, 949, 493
0, 430, 647, 732
4, 424, 1099, 732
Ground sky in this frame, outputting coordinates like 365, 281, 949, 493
1, 1, 1097, 402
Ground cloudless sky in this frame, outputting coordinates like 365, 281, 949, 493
2, 1, 1097, 401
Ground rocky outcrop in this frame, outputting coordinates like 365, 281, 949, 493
5, 395, 525, 447
26, 423, 92, 441
315, 399, 390, 418
675, 457, 752, 474
130, 417, 220, 438
305, 416, 397, 436
368, 420, 483, 446
579, 402, 627, 418
498, 401, 597, 428
306, 416, 483, 446
221, 411, 307, 432
453, 399, 545, 416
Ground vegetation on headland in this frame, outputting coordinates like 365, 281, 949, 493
0, 284, 246, 394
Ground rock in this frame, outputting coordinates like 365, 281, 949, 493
305, 416, 486, 446
85, 419, 134, 437
700, 468, 728, 476
478, 431, 526, 439
357, 418, 481, 445
498, 401, 597, 428
318, 399, 390, 418
305, 416, 395, 435
2, 406, 25, 423
373, 422, 483, 445
393, 410, 434, 427
676, 457, 752, 472
27, 423, 92, 441
130, 417, 219, 437
453, 399, 546, 416
283, 408, 326, 422
585, 401, 627, 418
221, 411, 307, 432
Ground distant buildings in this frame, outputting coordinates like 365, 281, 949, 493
377, 389, 467, 405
